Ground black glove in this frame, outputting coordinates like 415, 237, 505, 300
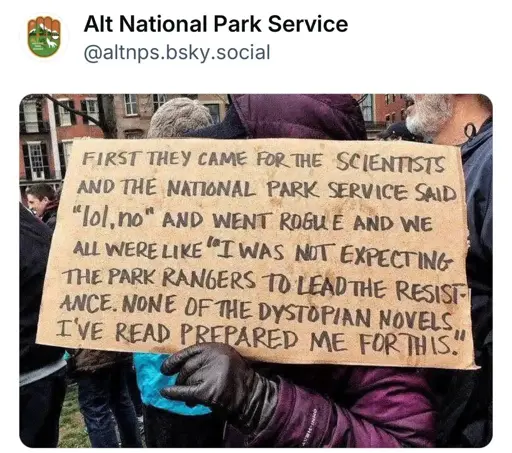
160, 343, 278, 435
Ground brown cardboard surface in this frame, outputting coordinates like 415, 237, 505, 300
36, 138, 476, 369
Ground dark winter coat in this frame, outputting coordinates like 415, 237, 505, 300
19, 203, 64, 374
69, 349, 132, 374
41, 199, 59, 232
428, 118, 493, 447
187, 94, 435, 447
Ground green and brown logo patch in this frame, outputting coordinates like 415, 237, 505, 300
28, 16, 61, 58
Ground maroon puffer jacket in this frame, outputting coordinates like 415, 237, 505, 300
226, 363, 435, 447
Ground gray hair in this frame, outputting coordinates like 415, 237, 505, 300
147, 97, 213, 138
405, 95, 453, 141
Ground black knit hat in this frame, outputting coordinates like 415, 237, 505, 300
377, 121, 422, 142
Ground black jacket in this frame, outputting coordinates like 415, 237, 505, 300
41, 200, 59, 232
20, 203, 64, 374
430, 119, 493, 447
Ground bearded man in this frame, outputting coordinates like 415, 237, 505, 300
406, 95, 492, 447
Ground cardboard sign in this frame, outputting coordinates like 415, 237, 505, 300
36, 138, 476, 369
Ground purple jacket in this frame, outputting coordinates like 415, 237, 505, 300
227, 364, 435, 447
191, 95, 436, 447
232, 93, 368, 141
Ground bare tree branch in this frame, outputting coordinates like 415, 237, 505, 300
357, 94, 368, 105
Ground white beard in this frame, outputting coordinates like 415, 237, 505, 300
406, 95, 453, 141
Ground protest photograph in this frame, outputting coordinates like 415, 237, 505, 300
18, 93, 492, 448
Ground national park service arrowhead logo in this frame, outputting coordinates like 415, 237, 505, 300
28, 16, 61, 58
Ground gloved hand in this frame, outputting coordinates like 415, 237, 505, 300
160, 343, 278, 434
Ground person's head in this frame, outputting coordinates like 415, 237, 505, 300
376, 122, 423, 142
405, 94, 492, 145
147, 97, 213, 138
25, 184, 56, 217
187, 94, 367, 141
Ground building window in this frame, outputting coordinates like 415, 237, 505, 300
385, 114, 391, 126
392, 94, 396, 103
401, 109, 406, 121
86, 99, 99, 121
124, 94, 139, 116
153, 94, 168, 112
55, 100, 76, 127
60, 141, 73, 164
400, 94, 404, 99
391, 112, 396, 123
22, 100, 39, 133
29, 143, 44, 177
359, 94, 374, 122
22, 142, 50, 181
27, 143, 46, 180
204, 103, 221, 124
57, 99, 73, 126
81, 98, 99, 124
58, 141, 73, 178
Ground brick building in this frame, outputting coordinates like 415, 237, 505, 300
374, 94, 409, 124
19, 94, 104, 202
19, 95, 53, 198
53, 94, 104, 179
352, 94, 411, 139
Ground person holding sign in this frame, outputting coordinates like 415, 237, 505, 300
406, 94, 493, 447
155, 94, 436, 448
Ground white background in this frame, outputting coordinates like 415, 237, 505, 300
4, 0, 510, 449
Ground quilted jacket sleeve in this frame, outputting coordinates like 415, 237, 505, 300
247, 367, 435, 447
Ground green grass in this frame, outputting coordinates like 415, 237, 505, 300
57, 382, 145, 448
58, 383, 91, 448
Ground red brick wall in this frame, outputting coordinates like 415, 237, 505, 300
375, 94, 407, 122
52, 94, 104, 140
58, 125, 103, 140
20, 95, 104, 183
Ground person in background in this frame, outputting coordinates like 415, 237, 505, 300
125, 360, 144, 432
67, 349, 143, 448
376, 121, 424, 142
157, 95, 436, 448
133, 97, 223, 447
405, 94, 492, 447
25, 183, 55, 217
44, 185, 61, 231
19, 202, 66, 447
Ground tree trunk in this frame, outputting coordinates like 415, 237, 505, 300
97, 94, 117, 138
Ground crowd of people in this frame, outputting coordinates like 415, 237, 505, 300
20, 94, 492, 448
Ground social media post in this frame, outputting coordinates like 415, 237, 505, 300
17, 92, 491, 449
8, 0, 506, 450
